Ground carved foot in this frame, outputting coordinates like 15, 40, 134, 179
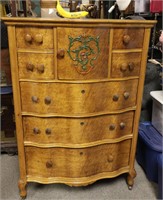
126, 169, 137, 190
18, 180, 27, 199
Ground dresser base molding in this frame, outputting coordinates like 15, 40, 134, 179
26, 166, 130, 185
19, 167, 135, 199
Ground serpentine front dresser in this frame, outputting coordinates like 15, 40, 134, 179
2, 17, 155, 198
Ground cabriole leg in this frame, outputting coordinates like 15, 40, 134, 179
127, 169, 137, 190
18, 180, 27, 199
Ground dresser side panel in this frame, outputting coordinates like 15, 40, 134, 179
7, 26, 27, 182
129, 28, 152, 171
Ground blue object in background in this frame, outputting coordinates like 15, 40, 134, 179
137, 122, 162, 199
0, 86, 12, 95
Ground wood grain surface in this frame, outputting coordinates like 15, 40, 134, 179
16, 27, 54, 49
20, 79, 138, 114
112, 28, 144, 49
18, 53, 54, 80
23, 111, 134, 145
25, 140, 131, 178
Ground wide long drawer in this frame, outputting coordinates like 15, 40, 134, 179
25, 140, 131, 178
20, 79, 138, 115
23, 111, 134, 145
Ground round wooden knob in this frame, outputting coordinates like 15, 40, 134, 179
35, 34, 43, 43
57, 49, 65, 59
31, 96, 39, 103
44, 96, 51, 105
128, 62, 135, 71
113, 94, 119, 101
124, 92, 130, 99
81, 90, 85, 94
80, 122, 85, 126
26, 63, 34, 71
33, 127, 40, 134
120, 63, 128, 72
108, 155, 114, 162
46, 161, 53, 168
45, 128, 51, 135
109, 124, 115, 131
120, 122, 125, 129
37, 64, 44, 73
123, 35, 130, 45
25, 34, 32, 43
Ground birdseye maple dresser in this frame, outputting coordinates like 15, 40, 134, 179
2, 17, 155, 199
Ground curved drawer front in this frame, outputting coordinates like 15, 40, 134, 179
112, 28, 144, 49
20, 80, 138, 115
25, 140, 131, 178
23, 111, 134, 145
18, 53, 54, 80
16, 27, 54, 49
57, 28, 109, 80
111, 52, 142, 78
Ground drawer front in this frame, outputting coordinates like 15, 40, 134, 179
20, 80, 138, 115
16, 27, 53, 49
18, 53, 54, 80
112, 28, 144, 49
25, 140, 131, 178
57, 28, 109, 80
111, 52, 142, 78
23, 111, 134, 144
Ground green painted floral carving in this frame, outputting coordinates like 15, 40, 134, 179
67, 35, 100, 74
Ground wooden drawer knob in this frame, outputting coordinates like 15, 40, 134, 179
80, 122, 85, 126
46, 161, 53, 168
45, 128, 51, 135
123, 35, 130, 45
120, 122, 125, 129
37, 64, 44, 73
44, 97, 51, 105
108, 155, 114, 162
124, 92, 130, 99
57, 49, 65, 59
26, 63, 34, 71
33, 127, 40, 134
25, 34, 32, 43
32, 96, 39, 103
113, 94, 119, 101
81, 90, 85, 94
35, 34, 43, 43
120, 63, 128, 72
109, 124, 115, 131
128, 62, 135, 71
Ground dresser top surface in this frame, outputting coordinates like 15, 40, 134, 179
1, 17, 156, 27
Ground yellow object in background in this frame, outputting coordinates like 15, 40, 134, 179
57, 0, 88, 18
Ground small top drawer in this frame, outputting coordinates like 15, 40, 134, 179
112, 28, 144, 49
18, 53, 54, 80
111, 52, 142, 78
16, 27, 54, 49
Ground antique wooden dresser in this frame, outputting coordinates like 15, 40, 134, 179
2, 17, 155, 198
